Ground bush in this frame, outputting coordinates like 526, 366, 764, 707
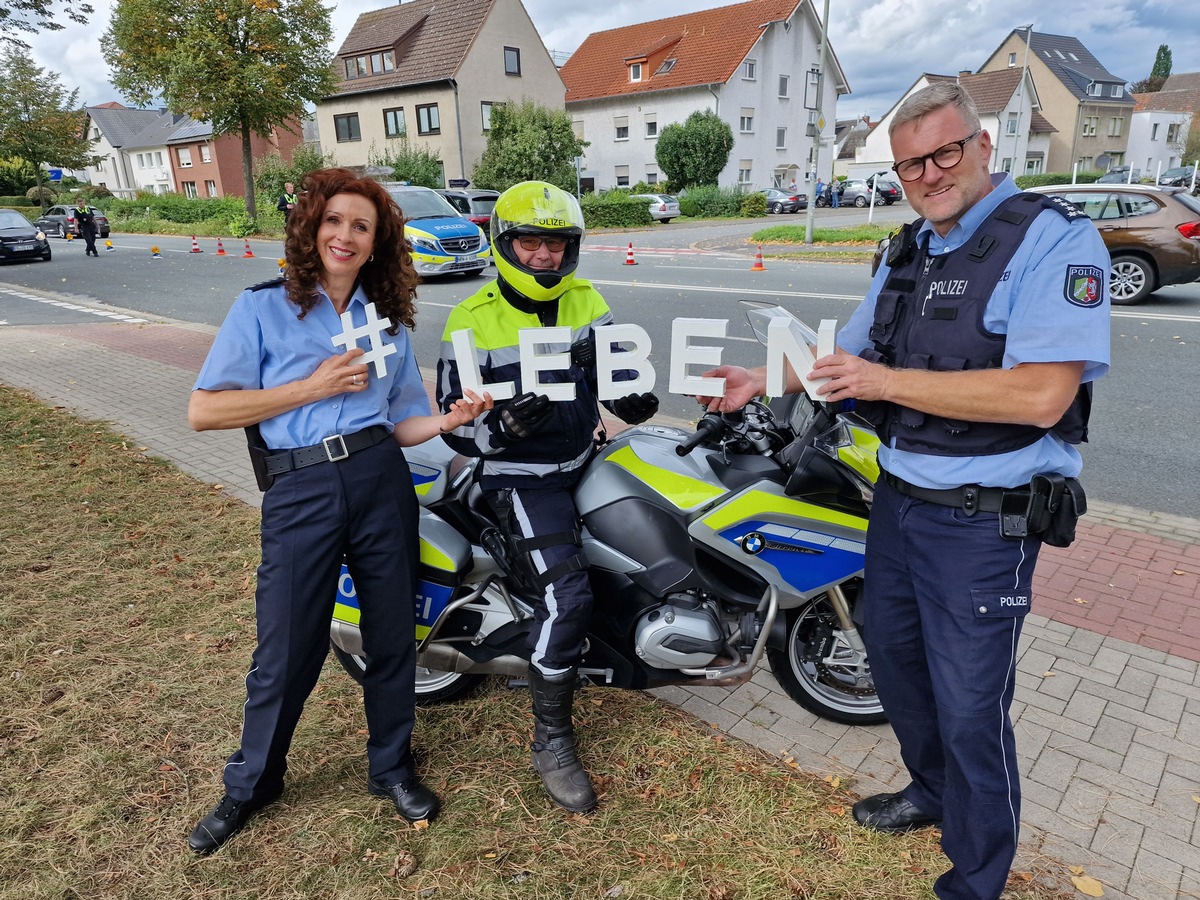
739, 192, 768, 217
579, 192, 653, 228
678, 184, 743, 219
25, 185, 57, 205
1015, 172, 1103, 189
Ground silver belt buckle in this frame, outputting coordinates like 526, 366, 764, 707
322, 434, 349, 462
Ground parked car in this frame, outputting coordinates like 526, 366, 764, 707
1158, 166, 1196, 188
436, 188, 499, 229
762, 188, 807, 214
0, 210, 52, 263
385, 185, 490, 278
815, 179, 885, 208
34, 204, 111, 239
865, 174, 904, 205
631, 193, 681, 223
1025, 184, 1200, 305
1097, 168, 1139, 184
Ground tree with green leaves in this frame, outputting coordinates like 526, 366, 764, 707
1131, 44, 1172, 93
102, 0, 336, 218
472, 100, 587, 193
1, 0, 93, 48
0, 45, 98, 208
368, 139, 444, 189
655, 109, 733, 189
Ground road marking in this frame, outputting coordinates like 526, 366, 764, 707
1111, 309, 1200, 324
0, 286, 147, 323
590, 279, 864, 302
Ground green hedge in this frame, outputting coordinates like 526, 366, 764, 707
579, 193, 653, 228
1015, 171, 1105, 189
0, 206, 39, 220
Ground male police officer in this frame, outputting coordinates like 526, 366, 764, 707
700, 82, 1110, 899
436, 182, 657, 813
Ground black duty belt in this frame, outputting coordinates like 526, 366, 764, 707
264, 425, 389, 476
879, 468, 1023, 514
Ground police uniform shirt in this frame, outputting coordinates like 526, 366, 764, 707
194, 280, 430, 449
838, 174, 1111, 490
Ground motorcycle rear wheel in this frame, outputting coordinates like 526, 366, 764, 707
767, 593, 887, 725
331, 645, 484, 705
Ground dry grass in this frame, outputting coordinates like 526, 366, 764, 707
0, 386, 1074, 899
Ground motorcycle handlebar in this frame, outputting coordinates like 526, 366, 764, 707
676, 413, 725, 456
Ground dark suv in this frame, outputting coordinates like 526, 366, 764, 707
1158, 166, 1196, 188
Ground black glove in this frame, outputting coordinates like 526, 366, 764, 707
611, 392, 659, 425
569, 334, 596, 370
498, 391, 552, 441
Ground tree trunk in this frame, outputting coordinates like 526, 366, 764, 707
242, 120, 257, 220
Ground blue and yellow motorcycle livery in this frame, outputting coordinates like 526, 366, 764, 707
331, 304, 885, 725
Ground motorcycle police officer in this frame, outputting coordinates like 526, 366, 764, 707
699, 82, 1110, 899
436, 181, 658, 813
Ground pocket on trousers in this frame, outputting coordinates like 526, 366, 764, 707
971, 587, 1032, 619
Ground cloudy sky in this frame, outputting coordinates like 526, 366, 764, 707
22, 0, 1200, 123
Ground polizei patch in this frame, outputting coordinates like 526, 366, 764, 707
1063, 265, 1104, 308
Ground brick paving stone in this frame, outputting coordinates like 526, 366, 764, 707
1062, 689, 1109, 729
1037, 669, 1082, 701
1089, 809, 1146, 870
1128, 846, 1186, 899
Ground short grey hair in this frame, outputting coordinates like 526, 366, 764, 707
889, 81, 981, 136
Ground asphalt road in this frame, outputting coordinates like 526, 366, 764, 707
1, 217, 1197, 519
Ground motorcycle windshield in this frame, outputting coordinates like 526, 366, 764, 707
740, 300, 819, 348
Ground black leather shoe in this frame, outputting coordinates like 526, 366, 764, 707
187, 788, 281, 854
852, 791, 941, 833
368, 776, 440, 824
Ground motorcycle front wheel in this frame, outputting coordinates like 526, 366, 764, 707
767, 593, 887, 725
331, 645, 484, 705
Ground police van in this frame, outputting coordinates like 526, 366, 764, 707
384, 184, 491, 278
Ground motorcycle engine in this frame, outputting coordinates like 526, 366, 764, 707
634, 597, 726, 669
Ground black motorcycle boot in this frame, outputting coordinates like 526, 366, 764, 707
528, 666, 597, 813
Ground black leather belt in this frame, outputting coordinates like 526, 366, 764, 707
879, 468, 1021, 514
264, 425, 389, 476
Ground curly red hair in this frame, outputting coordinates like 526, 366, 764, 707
283, 168, 419, 331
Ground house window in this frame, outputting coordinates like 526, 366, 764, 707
481, 101, 498, 131
334, 113, 362, 142
177, 147, 193, 167
778, 74, 789, 97
136, 153, 146, 168
1081, 117, 1098, 137
1001, 157, 1013, 173
739, 108, 754, 133
91, 127, 100, 140
384, 107, 405, 138
1077, 156, 1093, 170
655, 58, 676, 75
742, 59, 756, 81
183, 181, 197, 199
344, 59, 355, 79
1008, 52, 1017, 67
1007, 113, 1019, 134
205, 180, 217, 197
737, 160, 752, 184
776, 127, 786, 149
1109, 85, 1121, 97
200, 144, 211, 163
155, 151, 163, 166
645, 115, 657, 138
646, 171, 658, 184
1108, 117, 1122, 137
417, 104, 440, 135
614, 116, 629, 140
1087, 83, 1101, 96
344, 50, 394, 79
1151, 123, 1159, 141
1167, 123, 1180, 143
96, 159, 104, 172
630, 62, 642, 82
504, 46, 521, 76
615, 165, 629, 187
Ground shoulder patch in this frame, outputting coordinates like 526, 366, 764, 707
246, 277, 285, 292
1039, 194, 1089, 223
1063, 265, 1104, 307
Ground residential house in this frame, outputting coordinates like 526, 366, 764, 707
852, 69, 1050, 181
1128, 72, 1200, 181
977, 29, 1133, 174
82, 102, 303, 199
558, 0, 849, 193
317, 0, 566, 185
833, 116, 871, 179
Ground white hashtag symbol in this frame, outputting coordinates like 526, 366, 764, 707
331, 302, 398, 378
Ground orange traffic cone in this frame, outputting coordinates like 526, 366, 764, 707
277, 258, 287, 276
242, 238, 255, 258
750, 245, 766, 271
624, 242, 637, 265
215, 238, 227, 256
150, 245, 162, 259
190, 235, 203, 253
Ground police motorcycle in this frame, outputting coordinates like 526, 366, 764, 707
329, 302, 886, 726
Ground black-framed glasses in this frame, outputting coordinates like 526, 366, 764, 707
891, 130, 981, 183
515, 235, 568, 252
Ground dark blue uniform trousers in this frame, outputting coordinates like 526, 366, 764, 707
223, 439, 420, 801
863, 479, 1040, 900
497, 485, 593, 675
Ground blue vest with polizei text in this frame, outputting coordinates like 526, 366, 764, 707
856, 192, 1091, 456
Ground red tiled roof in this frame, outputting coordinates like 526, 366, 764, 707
329, 0, 496, 97
960, 69, 1022, 115
560, 0, 800, 103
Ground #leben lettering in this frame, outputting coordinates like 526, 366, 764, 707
450, 316, 837, 402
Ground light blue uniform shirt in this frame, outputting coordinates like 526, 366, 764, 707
838, 175, 1111, 489
194, 280, 431, 450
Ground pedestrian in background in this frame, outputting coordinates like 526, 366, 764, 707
74, 201, 99, 256
277, 181, 298, 227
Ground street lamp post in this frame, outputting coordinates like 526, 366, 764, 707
804, 0, 832, 245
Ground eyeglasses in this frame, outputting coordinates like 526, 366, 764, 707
891, 130, 981, 183
515, 235, 568, 252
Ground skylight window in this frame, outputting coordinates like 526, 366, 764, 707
656, 58, 676, 75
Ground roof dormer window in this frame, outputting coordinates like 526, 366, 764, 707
1087, 83, 1101, 96
630, 62, 642, 82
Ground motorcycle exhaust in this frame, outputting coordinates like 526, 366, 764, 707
418, 643, 530, 678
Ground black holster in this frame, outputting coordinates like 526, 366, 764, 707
245, 424, 274, 492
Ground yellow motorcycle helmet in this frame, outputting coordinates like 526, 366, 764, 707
491, 181, 585, 302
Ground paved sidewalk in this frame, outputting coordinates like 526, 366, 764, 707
2, 303, 1198, 899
